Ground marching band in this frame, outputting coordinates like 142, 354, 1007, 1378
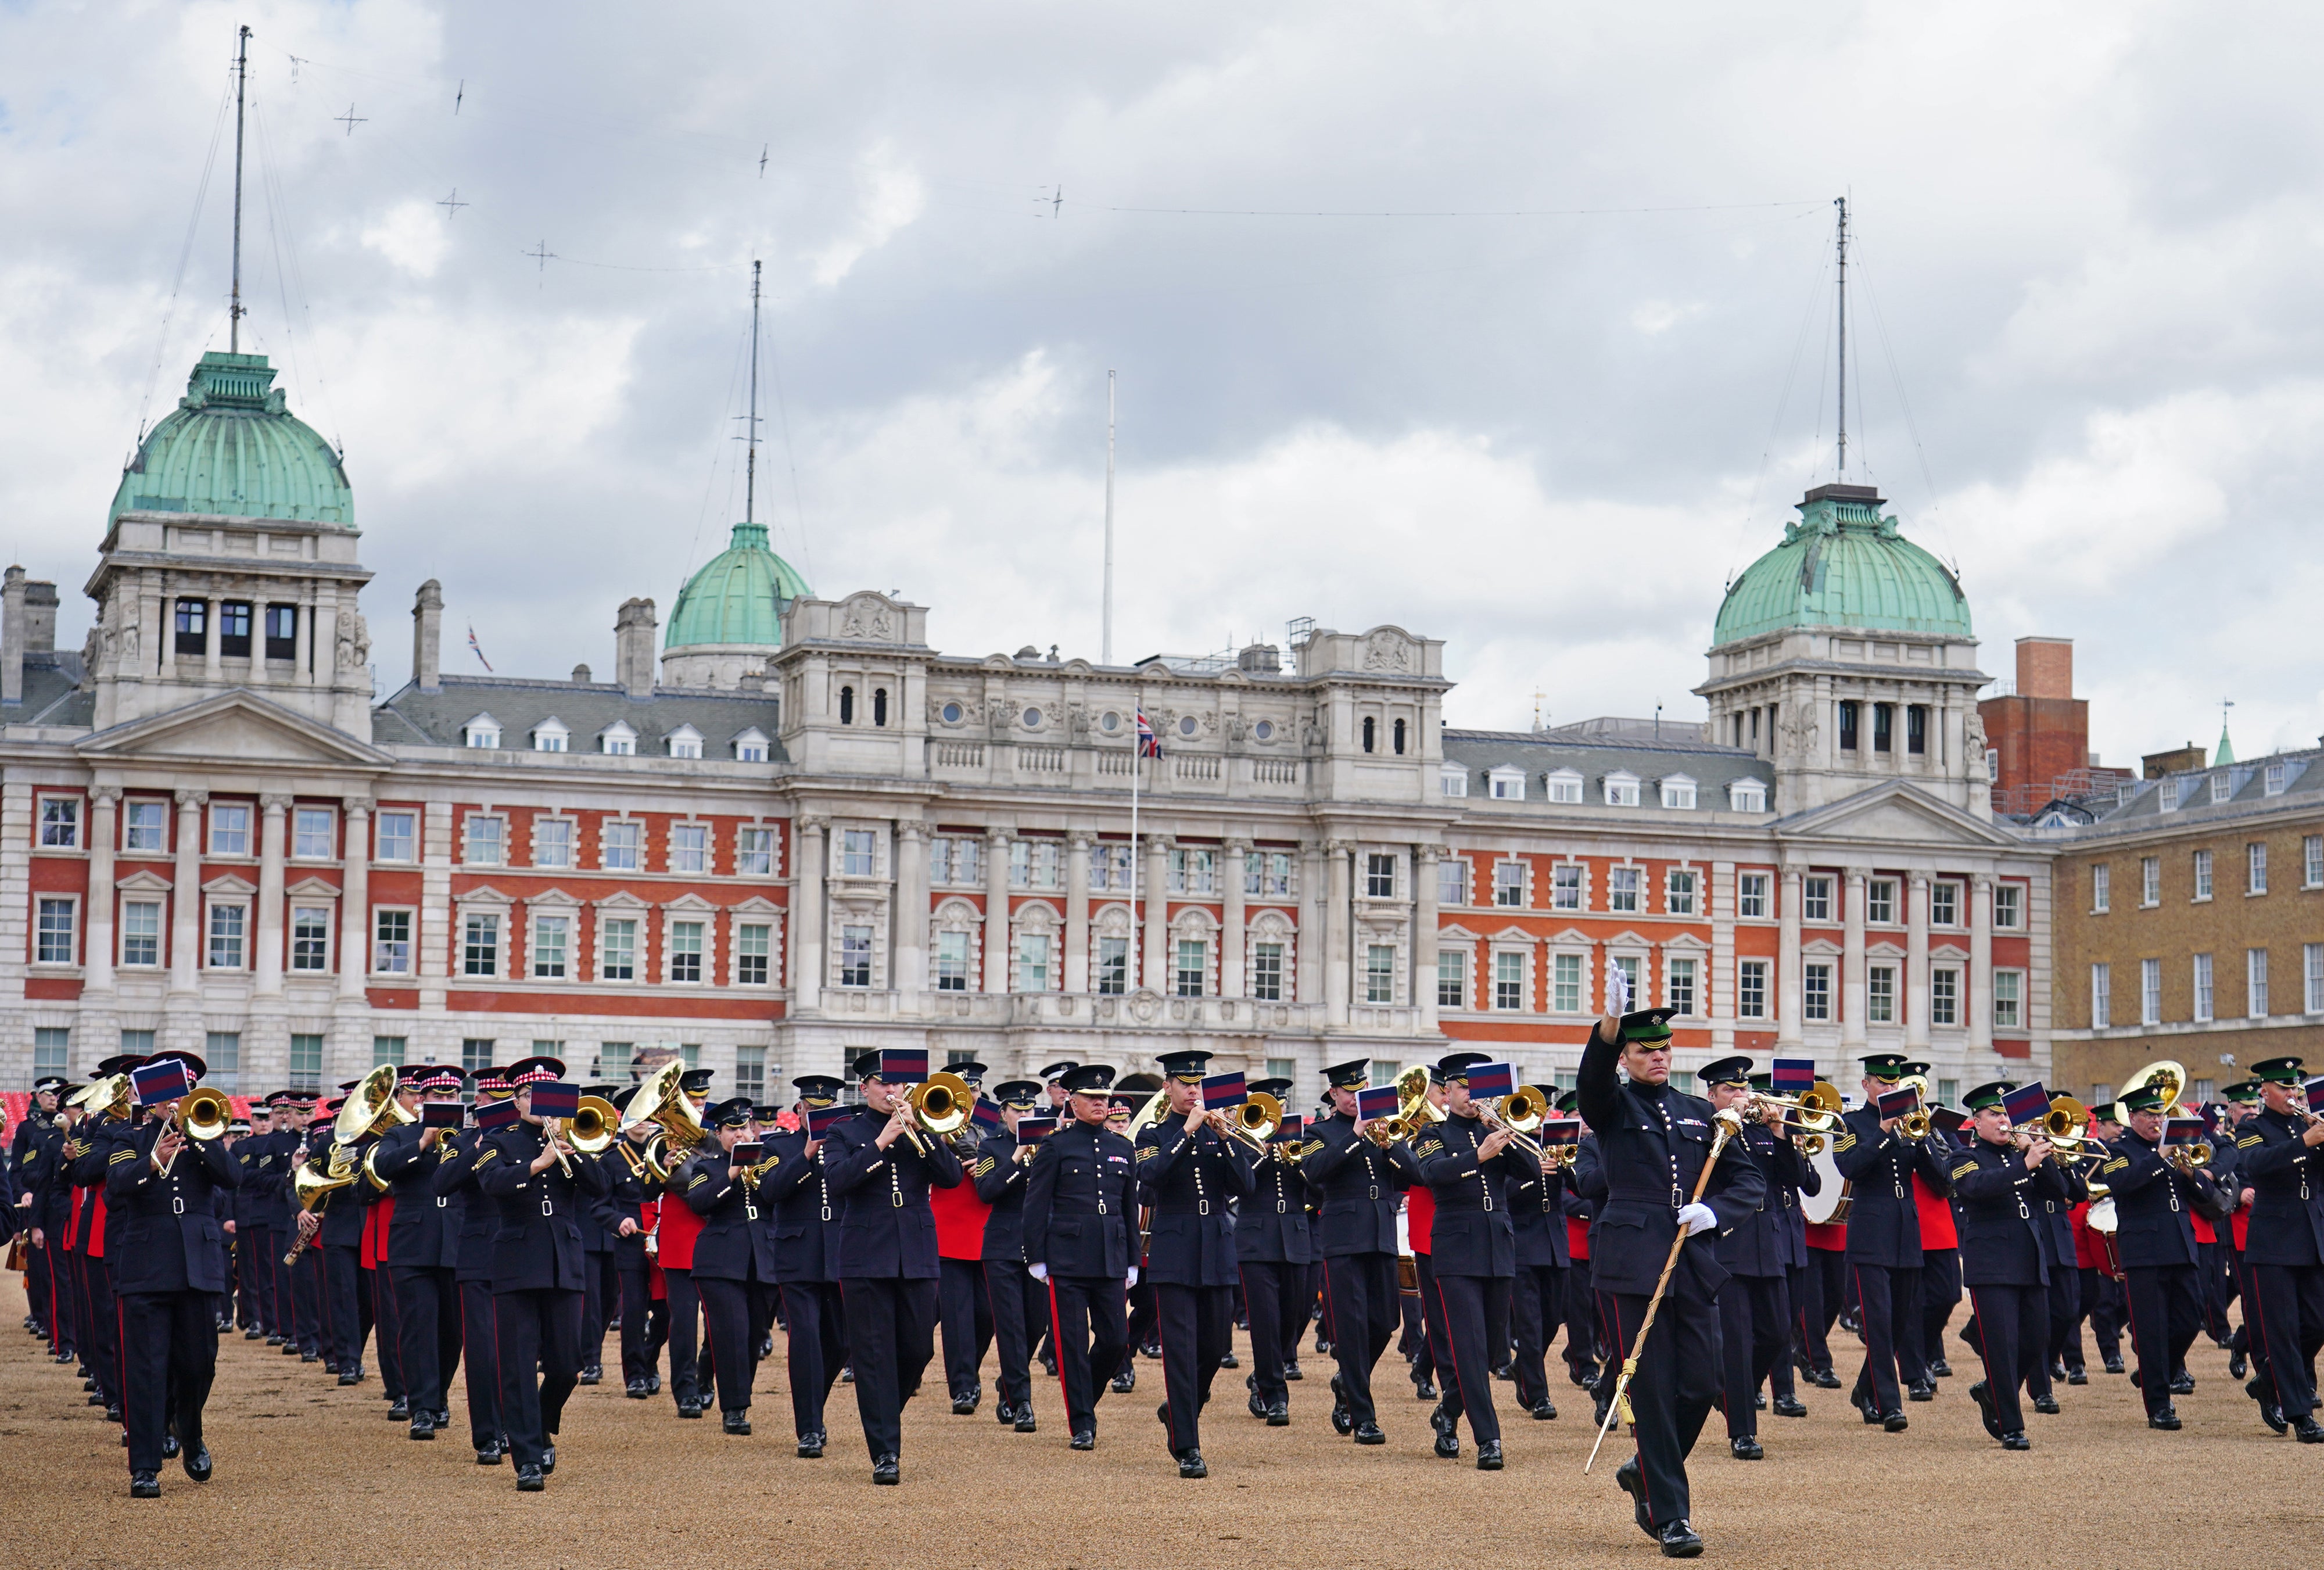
7, 1023, 2322, 1556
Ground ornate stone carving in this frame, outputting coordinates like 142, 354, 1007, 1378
838, 595, 896, 640
335, 610, 371, 673
1361, 631, 1412, 672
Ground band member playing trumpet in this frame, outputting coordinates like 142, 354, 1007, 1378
1024, 1064, 1136, 1449
1300, 1058, 1408, 1446
1579, 1009, 1763, 1560
2226, 1056, 2324, 1442
1697, 1057, 1804, 1460
372, 1065, 466, 1442
1136, 1050, 1257, 1479
1950, 1082, 2067, 1450
1236, 1076, 1314, 1429
1832, 1052, 1954, 1432
820, 1049, 966, 1485
976, 1080, 1049, 1434
2097, 1080, 2222, 1430
685, 1098, 779, 1436
474, 1056, 609, 1490
105, 1050, 238, 1499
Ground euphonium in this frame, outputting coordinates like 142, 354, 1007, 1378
620, 1060, 707, 1161
566, 1095, 621, 1155
335, 1063, 414, 1145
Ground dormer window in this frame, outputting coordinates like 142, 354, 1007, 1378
666, 723, 704, 760
531, 717, 569, 753
1488, 765, 1526, 801
1544, 768, 1583, 804
2210, 772, 2232, 804
1728, 777, 1767, 812
1603, 770, 1641, 808
2266, 761, 2287, 795
733, 727, 770, 764
1658, 774, 1697, 810
462, 714, 501, 749
1439, 764, 1469, 798
599, 721, 638, 757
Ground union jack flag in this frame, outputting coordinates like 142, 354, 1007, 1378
1135, 708, 1163, 759
467, 623, 493, 672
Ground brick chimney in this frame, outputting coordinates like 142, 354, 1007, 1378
411, 580, 444, 693
2, 566, 23, 706
615, 598, 658, 697
2015, 636, 2072, 700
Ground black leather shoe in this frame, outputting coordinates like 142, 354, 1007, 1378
647, 1374, 661, 1393
266, 1334, 284, 1347
2001, 1431, 2031, 1451
540, 1444, 555, 1475
841, 1367, 855, 1383
1329, 1374, 1354, 1435
2032, 1394, 2060, 1415
1616, 1457, 1653, 1538
871, 1452, 900, 1485
951, 1393, 978, 1415
1110, 1371, 1136, 1395
1266, 1399, 1290, 1426
1014, 1410, 1038, 1434
409, 1413, 436, 1440
388, 1401, 410, 1422
2295, 1416, 2324, 1443
1220, 1352, 1238, 1369
2258, 1399, 2289, 1436
183, 1444, 212, 1482
1529, 1398, 1558, 1420
995, 1401, 1016, 1425
1475, 1439, 1503, 1470
723, 1412, 752, 1436
245, 1327, 264, 1340
2067, 1369, 2088, 1386
1430, 1402, 1460, 1458
2169, 1371, 2196, 1396
105, 1404, 122, 1424
798, 1432, 826, 1457
1809, 1367, 1842, 1389
1159, 1401, 1171, 1427
2103, 1356, 2125, 1374
2050, 1357, 2067, 1381
1070, 1428, 1095, 1451
1415, 1378, 1437, 1400
1928, 1357, 1952, 1378
1178, 1449, 1208, 1479
1354, 1421, 1386, 1444
626, 1379, 649, 1399
1881, 1410, 1909, 1432
1854, 1389, 1881, 1425
1729, 1435, 1763, 1460
129, 1473, 160, 1499
1041, 1357, 1059, 1377
1771, 1395, 1808, 1418
677, 1400, 704, 1419
1752, 1392, 1766, 1409
338, 1372, 363, 1387
1907, 1378, 1936, 1403
1283, 1360, 1303, 1380
2149, 1404, 2182, 1431
1249, 1390, 1269, 1420
87, 1393, 105, 1407
2230, 1350, 2248, 1379
82, 1377, 95, 1391
301, 1351, 320, 1363
475, 1440, 503, 1465
515, 1465, 544, 1492
1658, 1519, 1704, 1558
578, 1367, 600, 1386
162, 1433, 180, 1460
1969, 1381, 2001, 1442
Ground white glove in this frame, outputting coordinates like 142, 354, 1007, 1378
1607, 966, 1631, 1016
1028, 1263, 1049, 1281
1677, 1202, 1717, 1235
1126, 1266, 1141, 1289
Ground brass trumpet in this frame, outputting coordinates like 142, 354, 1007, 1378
565, 1095, 621, 1156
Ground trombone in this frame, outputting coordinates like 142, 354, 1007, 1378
903, 1071, 974, 1155
1363, 1063, 1444, 1146
1475, 1084, 1552, 1162
1743, 1084, 1845, 1141
565, 1095, 621, 1156
1208, 1091, 1285, 1155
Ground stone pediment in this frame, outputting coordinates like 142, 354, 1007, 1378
78, 690, 389, 769
1775, 780, 2017, 850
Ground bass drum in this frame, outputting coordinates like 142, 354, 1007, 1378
2085, 1194, 2117, 1235
1395, 1209, 1419, 1295
1801, 1141, 1853, 1226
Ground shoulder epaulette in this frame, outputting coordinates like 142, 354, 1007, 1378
2239, 1134, 2264, 1148
1951, 1160, 1979, 1180
108, 1148, 138, 1165
974, 1157, 995, 1177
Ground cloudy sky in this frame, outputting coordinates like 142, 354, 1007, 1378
5, 1, 2321, 765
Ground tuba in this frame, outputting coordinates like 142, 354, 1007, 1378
2122, 1059, 2190, 1117
335, 1063, 415, 1146
620, 1060, 707, 1177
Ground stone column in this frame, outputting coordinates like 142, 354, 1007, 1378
1296, 843, 1324, 1005
169, 790, 206, 996
1841, 869, 1867, 1049
1776, 867, 1803, 1047
1222, 840, 1250, 998
294, 589, 315, 686
1415, 845, 1441, 1032
84, 788, 120, 994
1905, 872, 1931, 1051
1969, 873, 1995, 1053
339, 801, 371, 999
1066, 831, 1093, 994
793, 817, 826, 1012
894, 819, 926, 1009
254, 794, 289, 996
1324, 840, 1352, 1027
984, 827, 1013, 992
1143, 834, 1170, 993
203, 595, 222, 683
158, 578, 178, 680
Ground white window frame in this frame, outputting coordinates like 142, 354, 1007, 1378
929, 898, 983, 992
1802, 960, 1832, 1021
1866, 878, 1898, 925
1737, 958, 1769, 1020
2248, 948, 2271, 1018
1491, 948, 1530, 1012
837, 826, 880, 880
1867, 962, 1896, 1024
206, 897, 249, 970
598, 911, 641, 983
1545, 768, 1584, 804
2211, 772, 2232, 804
1439, 764, 1469, 798
2090, 962, 2111, 1030
531, 911, 572, 980
2266, 761, 2288, 795
462, 713, 501, 749
1607, 865, 1641, 914
1246, 911, 1296, 1002
1658, 774, 1696, 810
33, 895, 77, 966
289, 903, 333, 973
2307, 835, 2324, 890
2305, 942, 2324, 1015
2249, 841, 2269, 896
1167, 846, 1215, 896
2091, 863, 2110, 913
1666, 868, 1697, 916
736, 825, 777, 877
1992, 968, 2024, 1031
1552, 862, 1585, 912
208, 801, 252, 857
1727, 778, 1767, 812
2193, 952, 2214, 1023
374, 809, 418, 864
1364, 852, 1398, 900
1489, 766, 1527, 801
462, 812, 505, 867
1364, 942, 1397, 1005
1551, 949, 1587, 1014
533, 816, 575, 870
372, 907, 415, 976
598, 721, 638, 756
461, 910, 502, 978
1802, 876, 1834, 922
120, 897, 164, 968
601, 819, 643, 872
1992, 884, 2022, 930
2140, 957, 2162, 1026
1666, 954, 1699, 1017
2149, 855, 2168, 905
666, 916, 706, 984
1603, 770, 1641, 808
733, 727, 771, 763
727, 905, 780, 987
669, 821, 709, 876
1930, 966, 1959, 1027
531, 717, 569, 752
290, 805, 336, 860
1438, 857, 1471, 908
1435, 945, 1469, 1010
123, 798, 169, 853
1931, 880, 1960, 927
665, 723, 705, 759
36, 794, 81, 849
1738, 872, 1769, 919
1493, 860, 1529, 909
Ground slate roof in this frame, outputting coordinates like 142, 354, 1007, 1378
2076, 745, 2324, 837
373, 673, 787, 761
1441, 726, 1771, 812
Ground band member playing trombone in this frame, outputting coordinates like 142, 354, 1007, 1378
105, 1050, 237, 1499
2225, 1056, 2324, 1442
1024, 1064, 1136, 1449
1833, 1052, 1954, 1432
1696, 1056, 1802, 1460
1235, 1076, 1314, 1428
473, 1056, 609, 1490
1950, 1081, 2067, 1449
2097, 1079, 2222, 1430
1300, 1058, 1407, 1446
1579, 1008, 1762, 1560
821, 1049, 965, 1485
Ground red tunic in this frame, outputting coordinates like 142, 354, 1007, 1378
2192, 1211, 2217, 1245
931, 1175, 991, 1261
1566, 1214, 1591, 1262
2070, 1200, 2099, 1269
1405, 1184, 1434, 1257
1805, 1220, 1848, 1252
87, 1191, 106, 1258
361, 1195, 395, 1270
1913, 1171, 1958, 1250
658, 1187, 702, 1270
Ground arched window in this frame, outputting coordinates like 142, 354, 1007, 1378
873, 687, 888, 727
1393, 718, 1407, 755
838, 686, 855, 725
1361, 716, 1376, 754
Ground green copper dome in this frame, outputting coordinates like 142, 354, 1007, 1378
1712, 484, 1970, 646
666, 522, 813, 649
110, 353, 352, 526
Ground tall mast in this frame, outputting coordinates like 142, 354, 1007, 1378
230, 24, 250, 352
1102, 369, 1116, 664
745, 259, 761, 527
1834, 195, 1848, 477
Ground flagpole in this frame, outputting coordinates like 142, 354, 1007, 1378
1129, 729, 1141, 992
